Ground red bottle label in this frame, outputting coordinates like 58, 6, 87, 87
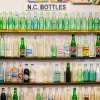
96, 46, 100, 54
71, 47, 76, 55
20, 50, 25, 56
18, 73, 23, 80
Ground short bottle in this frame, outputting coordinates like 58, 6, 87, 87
83, 87, 89, 100
19, 88, 24, 100
96, 34, 100, 57
1, 88, 6, 100
72, 88, 77, 100
13, 88, 18, 100
7, 87, 12, 100
88, 12, 93, 30
42, 87, 47, 100
0, 63, 4, 83
36, 88, 41, 100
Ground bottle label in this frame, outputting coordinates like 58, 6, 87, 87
64, 46, 70, 56
20, 49, 25, 56
84, 97, 89, 100
24, 74, 29, 80
71, 46, 76, 55
83, 47, 89, 56
57, 48, 64, 57
48, 98, 53, 100
6, 72, 11, 78
18, 73, 23, 80
96, 46, 100, 55
26, 49, 32, 55
12, 72, 18, 78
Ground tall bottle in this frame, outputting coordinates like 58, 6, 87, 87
2, 12, 7, 30
93, 12, 99, 30
72, 88, 77, 100
88, 12, 93, 30
0, 63, 4, 83
39, 12, 44, 30
19, 88, 24, 100
51, 39, 57, 58
64, 13, 69, 30
32, 12, 38, 30
8, 12, 14, 30
36, 88, 41, 100
96, 34, 100, 57
1, 88, 6, 100
78, 87, 83, 100
83, 87, 89, 100
51, 12, 57, 30
13, 88, 18, 100
0, 34, 5, 57
7, 87, 12, 100
70, 12, 75, 30
66, 63, 71, 82
5, 62, 11, 82
48, 88, 53, 100
81, 12, 87, 30
75, 12, 81, 30
20, 37, 26, 57
24, 64, 30, 83
83, 35, 89, 57
42, 87, 47, 100
96, 63, 100, 82
14, 12, 19, 30
58, 12, 63, 30
53, 64, 61, 83
90, 87, 95, 100
71, 34, 77, 57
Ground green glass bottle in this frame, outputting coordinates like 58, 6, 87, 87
96, 34, 100, 57
2, 12, 7, 30
93, 12, 99, 30
81, 12, 87, 30
14, 12, 19, 30
70, 12, 75, 30
13, 88, 18, 100
8, 12, 14, 30
72, 88, 77, 100
39, 12, 44, 30
36, 88, 41, 100
51, 39, 57, 58
75, 12, 81, 30
63, 13, 69, 30
58, 12, 63, 30
88, 12, 93, 30
20, 37, 25, 57
71, 34, 77, 57
0, 13, 3, 30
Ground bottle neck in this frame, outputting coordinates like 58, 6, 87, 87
21, 39, 24, 45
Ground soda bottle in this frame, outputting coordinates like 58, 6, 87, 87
96, 34, 100, 57
78, 87, 83, 100
83, 35, 89, 57
19, 12, 26, 30
70, 12, 75, 30
51, 12, 58, 30
0, 63, 4, 83
75, 12, 81, 30
70, 34, 77, 57
64, 13, 69, 30
39, 12, 44, 30
45, 12, 51, 30
54, 88, 60, 100
11, 62, 18, 83
0, 13, 3, 29
42, 87, 47, 100
58, 12, 63, 30
51, 39, 57, 58
0, 34, 5, 57
88, 12, 93, 30
36, 88, 42, 100
13, 88, 18, 100
2, 12, 7, 30
72, 88, 77, 100
66, 63, 71, 82
83, 87, 89, 100
60, 63, 64, 83
5, 62, 11, 82
93, 12, 99, 30
95, 87, 100, 100
48, 88, 54, 100
1, 88, 6, 100
26, 12, 32, 30
60, 88, 65, 100
19, 88, 24, 100
18, 64, 23, 83
96, 63, 100, 82
32, 12, 38, 30
14, 12, 19, 30
24, 64, 30, 83
81, 12, 87, 30
8, 12, 14, 30
20, 37, 26, 57
90, 87, 95, 100
7, 87, 12, 100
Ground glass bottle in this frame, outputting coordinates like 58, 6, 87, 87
83, 87, 89, 100
72, 88, 77, 100
78, 87, 83, 100
66, 63, 71, 82
88, 12, 93, 30
2, 12, 7, 30
14, 12, 19, 30
1, 88, 6, 100
19, 88, 24, 100
60, 88, 65, 100
95, 87, 100, 100
13, 88, 18, 100
0, 13, 3, 29
20, 37, 26, 57
70, 12, 75, 30
39, 12, 44, 30
48, 88, 53, 100
42, 87, 47, 100
54, 88, 60, 100
64, 13, 69, 30
0, 63, 4, 83
7, 87, 12, 100
36, 88, 41, 100
96, 63, 100, 82
71, 34, 77, 57
90, 87, 95, 100
96, 34, 100, 57
58, 12, 63, 30
60, 62, 64, 83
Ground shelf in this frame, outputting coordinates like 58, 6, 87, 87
0, 30, 100, 34
72, 2, 92, 5
0, 57, 100, 61
0, 82, 100, 86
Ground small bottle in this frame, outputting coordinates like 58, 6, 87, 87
24, 64, 30, 83
1, 88, 6, 100
72, 88, 77, 100
13, 88, 18, 100
19, 88, 24, 100
88, 12, 93, 30
7, 87, 12, 100
36, 88, 41, 100
66, 63, 71, 82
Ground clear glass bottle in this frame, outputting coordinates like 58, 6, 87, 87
7, 87, 12, 100
90, 87, 95, 100
96, 63, 100, 82
19, 88, 24, 100
54, 88, 60, 100
42, 87, 47, 100
78, 87, 83, 100
48, 88, 53, 100
83, 87, 89, 100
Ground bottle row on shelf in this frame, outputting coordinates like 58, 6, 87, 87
0, 86, 100, 100
0, 34, 100, 58
0, 12, 100, 31
0, 62, 100, 83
